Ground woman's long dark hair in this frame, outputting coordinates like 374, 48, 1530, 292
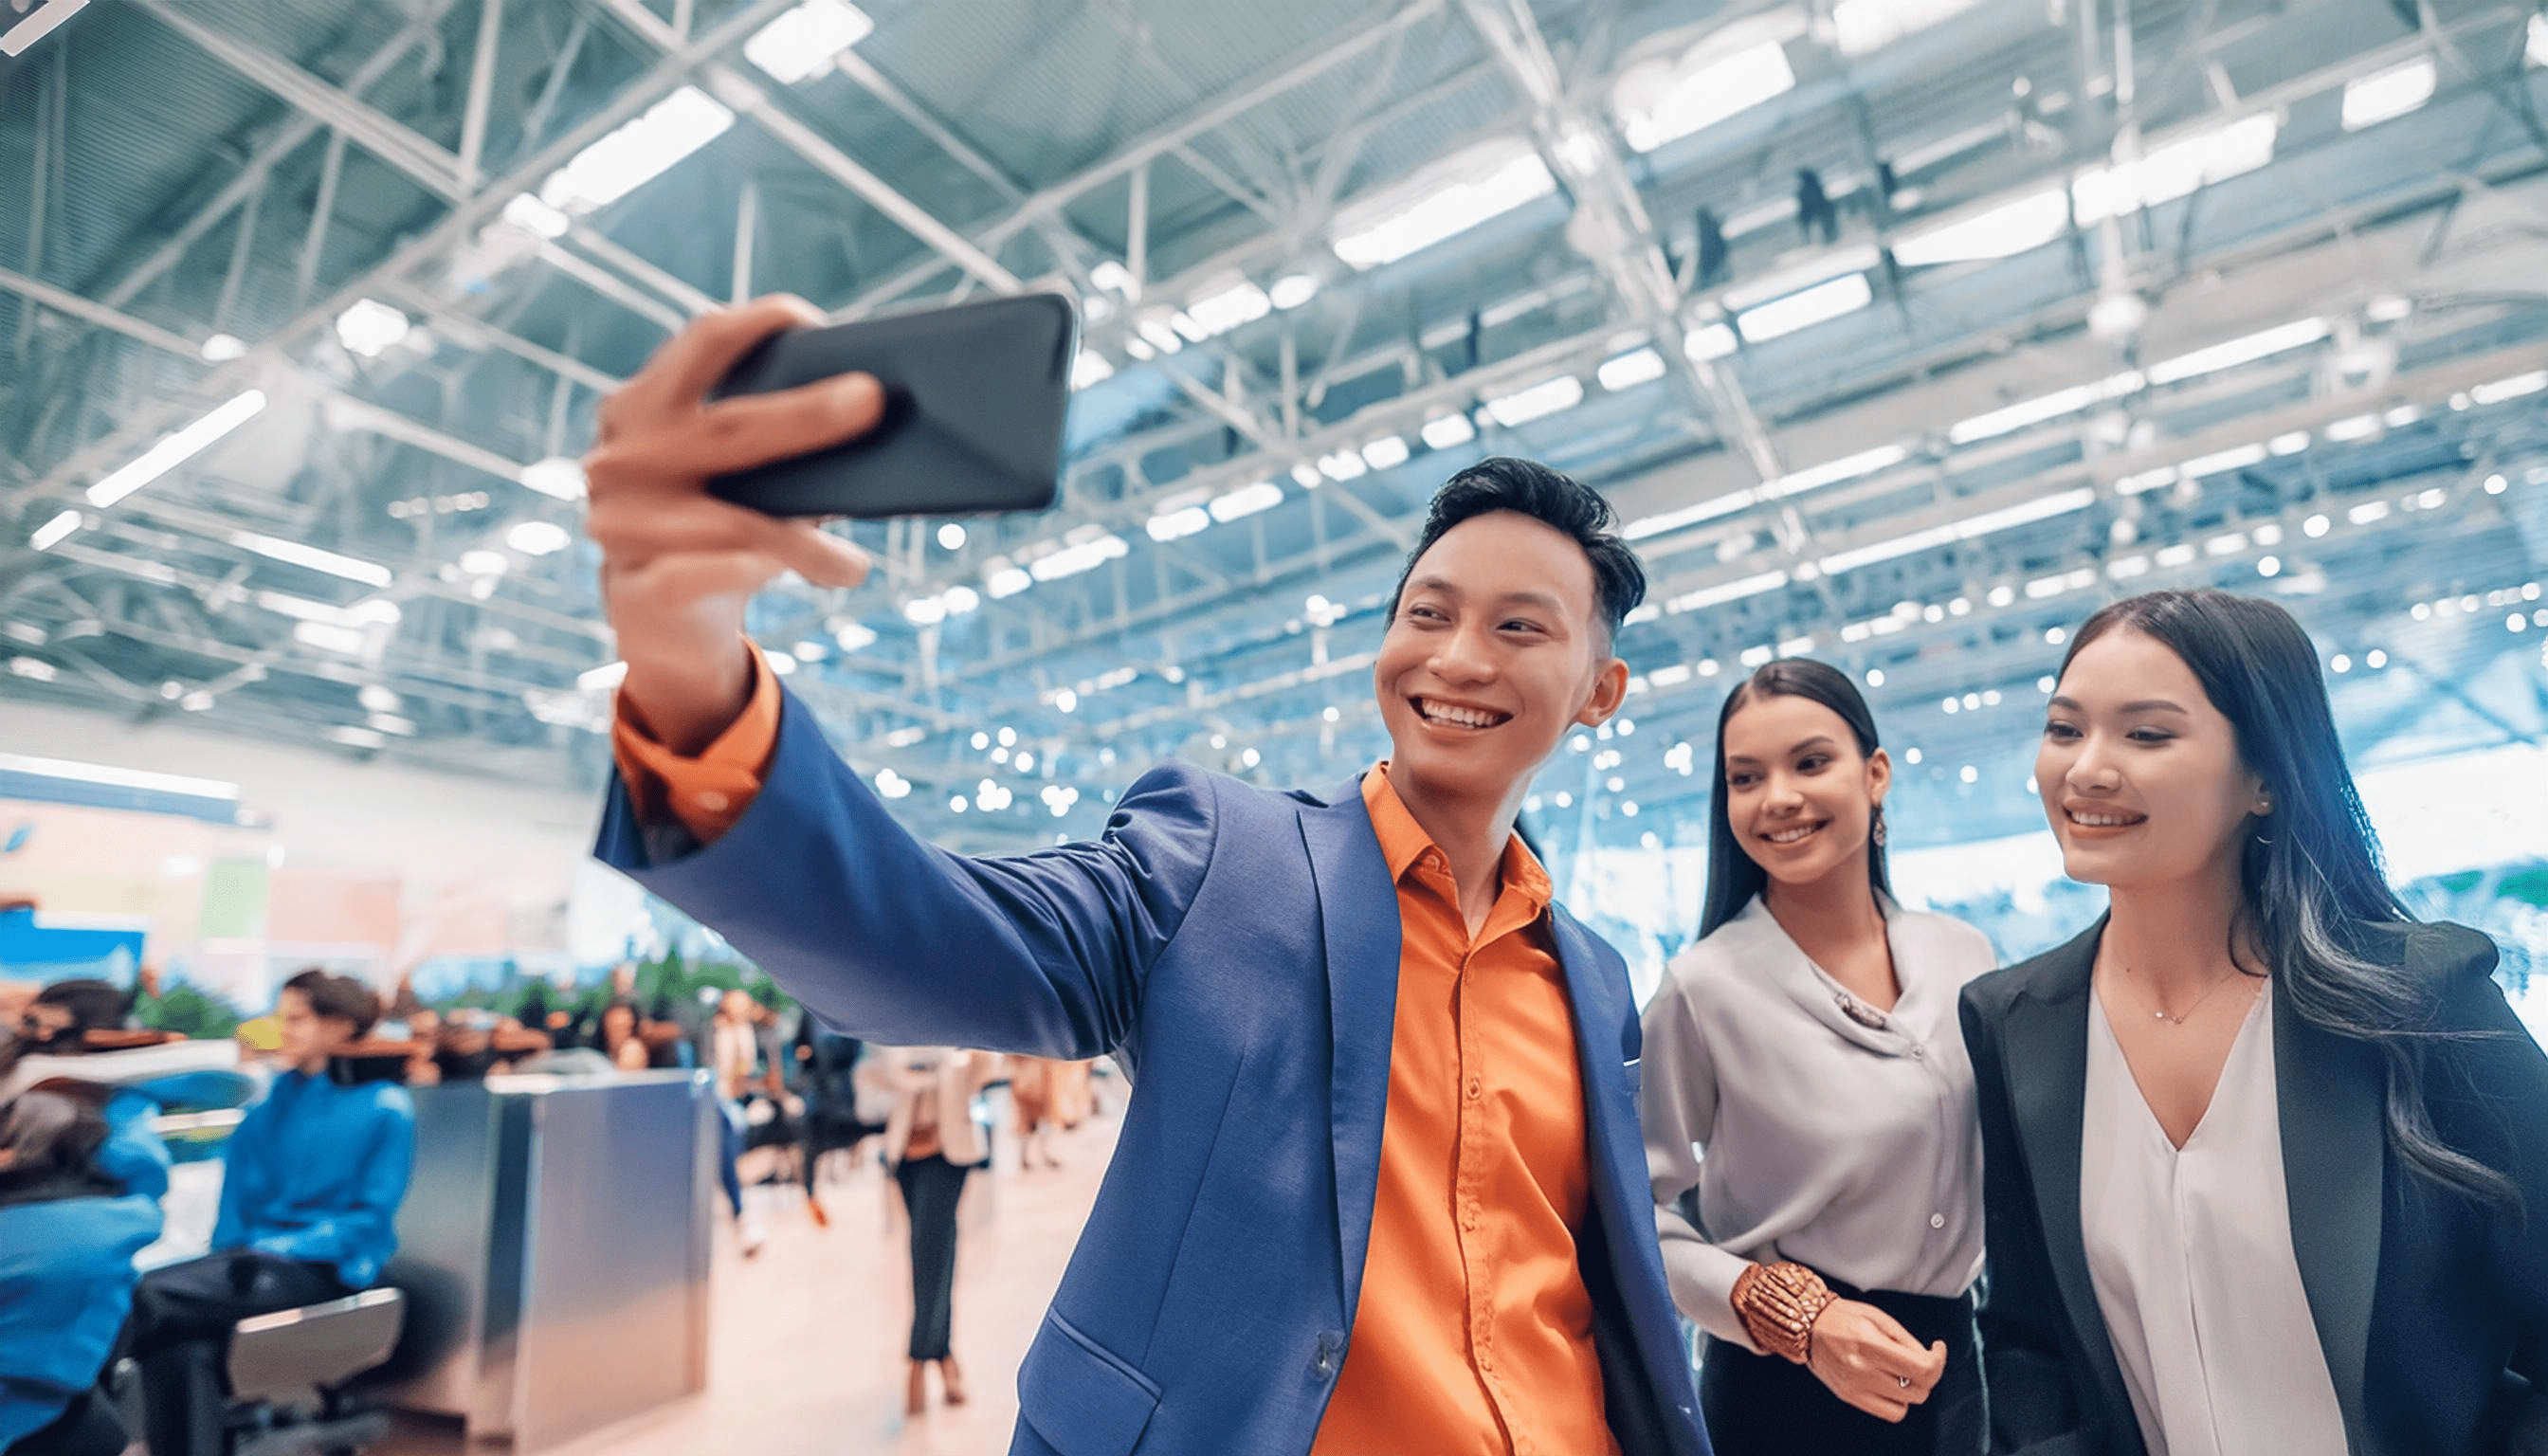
2062, 589, 2516, 1207
1700, 658, 1894, 938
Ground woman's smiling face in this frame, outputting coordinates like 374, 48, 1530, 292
1720, 690, 1889, 890
2037, 626, 2269, 891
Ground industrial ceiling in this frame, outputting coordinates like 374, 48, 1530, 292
2, 0, 2543, 860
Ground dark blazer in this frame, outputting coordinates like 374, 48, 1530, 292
1958, 916, 2548, 1456
595, 689, 1708, 1456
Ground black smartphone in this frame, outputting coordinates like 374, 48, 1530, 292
705, 292, 1077, 519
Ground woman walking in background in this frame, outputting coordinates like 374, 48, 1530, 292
1642, 658, 1996, 1453
1961, 589, 2548, 1455
864, 1046, 997, 1417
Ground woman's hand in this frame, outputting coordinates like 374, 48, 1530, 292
1804, 1298, 1948, 1421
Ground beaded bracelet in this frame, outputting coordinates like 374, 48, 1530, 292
1730, 1261, 1836, 1365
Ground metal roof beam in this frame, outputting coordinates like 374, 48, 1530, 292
136, 1, 468, 201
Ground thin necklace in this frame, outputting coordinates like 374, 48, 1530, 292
2121, 962, 2247, 1025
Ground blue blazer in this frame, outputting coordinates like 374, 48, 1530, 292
598, 690, 1708, 1456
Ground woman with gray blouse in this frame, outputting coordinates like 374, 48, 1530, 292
1642, 659, 1996, 1454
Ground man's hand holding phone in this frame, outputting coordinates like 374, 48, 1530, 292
584, 297, 885, 755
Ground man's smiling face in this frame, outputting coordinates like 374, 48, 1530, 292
1373, 509, 1624, 809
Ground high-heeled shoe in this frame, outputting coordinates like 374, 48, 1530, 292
939, 1355, 968, 1407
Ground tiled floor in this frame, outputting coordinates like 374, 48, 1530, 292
381, 1111, 1119, 1456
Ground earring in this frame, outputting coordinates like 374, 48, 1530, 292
1871, 807, 1888, 847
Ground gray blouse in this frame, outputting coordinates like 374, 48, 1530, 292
1641, 895, 1997, 1350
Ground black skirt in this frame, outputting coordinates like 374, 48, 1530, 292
1698, 1272, 1981, 1456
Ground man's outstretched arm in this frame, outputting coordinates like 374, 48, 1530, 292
584, 299, 1210, 1060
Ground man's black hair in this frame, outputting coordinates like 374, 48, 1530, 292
1387, 457, 1647, 646
31, 978, 130, 1037
282, 968, 381, 1040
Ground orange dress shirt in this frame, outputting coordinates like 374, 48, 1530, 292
1309, 767, 1611, 1456
611, 670, 1614, 1456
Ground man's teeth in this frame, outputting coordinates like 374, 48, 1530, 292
2068, 810, 2139, 827
1764, 823, 1822, 844
1419, 700, 1501, 728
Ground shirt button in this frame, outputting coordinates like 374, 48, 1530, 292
694, 790, 730, 812
1910, 1044, 1926, 1059
1465, 1077, 1482, 1100
1930, 1212, 1946, 1229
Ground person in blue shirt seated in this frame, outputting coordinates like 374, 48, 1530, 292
0, 1084, 168, 1456
126, 970, 415, 1456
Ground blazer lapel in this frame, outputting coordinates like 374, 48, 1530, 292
2274, 978, 2384, 1447
2001, 919, 2144, 1444
1297, 779, 1403, 1322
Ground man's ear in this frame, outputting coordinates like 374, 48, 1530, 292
1574, 657, 1630, 727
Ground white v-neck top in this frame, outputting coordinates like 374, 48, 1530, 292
1642, 896, 1996, 1352
2080, 984, 2349, 1456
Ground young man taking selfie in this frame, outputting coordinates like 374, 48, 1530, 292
584, 296, 1708, 1456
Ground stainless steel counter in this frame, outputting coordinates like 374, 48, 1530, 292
379, 1070, 715, 1451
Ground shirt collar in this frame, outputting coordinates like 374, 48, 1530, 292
1358, 763, 1554, 915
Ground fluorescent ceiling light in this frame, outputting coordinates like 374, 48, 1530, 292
0, 751, 236, 801
538, 86, 735, 215
1665, 569, 1792, 614
506, 520, 573, 555
228, 530, 393, 587
744, 0, 873, 83
1684, 322, 1738, 361
1317, 449, 1369, 482
576, 662, 628, 692
1147, 505, 1210, 541
834, 622, 878, 652
986, 566, 1031, 598
2530, 12, 2547, 66
1625, 442, 1909, 540
1614, 40, 1796, 154
28, 509, 80, 552
1421, 413, 1477, 449
2471, 370, 2548, 404
1176, 280, 1272, 340
9, 657, 58, 682
298, 623, 373, 658
1484, 374, 1586, 428
1210, 481, 1284, 522
200, 333, 246, 362
1071, 350, 1115, 389
1028, 532, 1128, 581
519, 457, 586, 500
335, 299, 410, 357
1331, 138, 1557, 270
2072, 114, 2278, 224
1767, 443, 1911, 499
2145, 318, 2328, 385
0, 0, 88, 57
1832, 0, 1979, 56
1597, 346, 1668, 391
2341, 56, 2437, 131
1133, 312, 1185, 355
256, 591, 401, 628
1737, 273, 1873, 343
322, 724, 388, 749
1360, 435, 1411, 470
1723, 245, 1882, 312
1891, 188, 2068, 266
1269, 274, 1320, 310
1949, 371, 2145, 445
501, 192, 571, 240
87, 390, 268, 508
2178, 443, 2268, 479
942, 585, 980, 614
1817, 486, 2096, 574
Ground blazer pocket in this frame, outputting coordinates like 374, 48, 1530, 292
1019, 1309, 1163, 1456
